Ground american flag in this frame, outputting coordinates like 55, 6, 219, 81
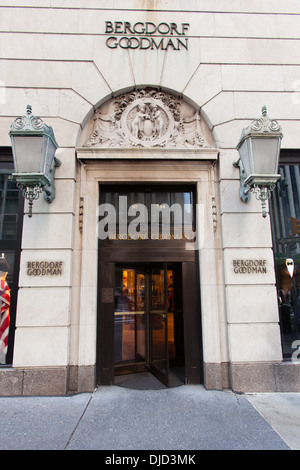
0, 279, 10, 355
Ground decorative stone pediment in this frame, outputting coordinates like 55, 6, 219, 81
82, 88, 214, 150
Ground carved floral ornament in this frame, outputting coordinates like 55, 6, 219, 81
84, 88, 211, 150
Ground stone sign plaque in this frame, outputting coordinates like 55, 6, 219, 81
102, 287, 114, 304
232, 259, 267, 274
27, 261, 63, 276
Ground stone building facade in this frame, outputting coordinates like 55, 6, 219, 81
0, 0, 299, 395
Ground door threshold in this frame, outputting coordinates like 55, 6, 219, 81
114, 362, 147, 376
114, 371, 168, 390
114, 366, 185, 390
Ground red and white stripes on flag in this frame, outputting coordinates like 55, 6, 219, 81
0, 279, 10, 355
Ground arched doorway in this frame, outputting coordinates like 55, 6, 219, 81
75, 86, 219, 389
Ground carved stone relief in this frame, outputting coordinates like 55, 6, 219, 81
83, 88, 212, 149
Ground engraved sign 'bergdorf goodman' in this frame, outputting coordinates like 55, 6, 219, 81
233, 259, 267, 274
104, 21, 190, 50
27, 261, 63, 276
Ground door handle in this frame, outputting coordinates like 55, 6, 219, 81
150, 311, 166, 318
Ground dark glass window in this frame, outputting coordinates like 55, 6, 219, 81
0, 148, 24, 366
270, 151, 300, 360
0, 174, 20, 240
99, 185, 195, 240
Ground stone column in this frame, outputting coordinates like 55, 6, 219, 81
12, 148, 76, 395
219, 148, 283, 392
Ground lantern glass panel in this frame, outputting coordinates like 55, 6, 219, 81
250, 137, 280, 175
238, 138, 252, 177
42, 136, 56, 178
12, 135, 43, 174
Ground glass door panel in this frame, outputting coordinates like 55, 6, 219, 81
114, 263, 174, 387
114, 267, 146, 364
149, 265, 169, 386
167, 269, 175, 360
136, 272, 146, 360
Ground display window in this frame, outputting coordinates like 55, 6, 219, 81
0, 148, 24, 365
270, 151, 300, 360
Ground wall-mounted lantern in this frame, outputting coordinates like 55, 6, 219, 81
234, 106, 283, 218
8, 105, 61, 218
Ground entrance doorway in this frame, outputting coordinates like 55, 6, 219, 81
114, 263, 184, 387
114, 263, 184, 386
97, 183, 203, 388
98, 258, 202, 387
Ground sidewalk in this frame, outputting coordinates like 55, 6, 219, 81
0, 384, 298, 450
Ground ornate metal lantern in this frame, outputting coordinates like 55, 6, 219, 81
9, 105, 61, 217
234, 106, 283, 217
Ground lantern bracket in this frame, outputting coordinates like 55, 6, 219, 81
233, 157, 251, 203
43, 156, 61, 204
